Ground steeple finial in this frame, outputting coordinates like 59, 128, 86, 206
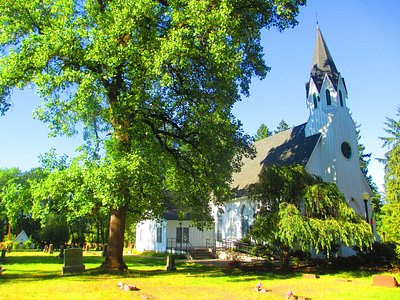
316, 12, 319, 27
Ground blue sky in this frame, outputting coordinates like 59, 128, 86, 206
0, 0, 399, 193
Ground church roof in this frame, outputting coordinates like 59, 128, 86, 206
309, 27, 340, 93
231, 123, 321, 196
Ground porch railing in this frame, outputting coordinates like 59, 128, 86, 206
166, 238, 191, 254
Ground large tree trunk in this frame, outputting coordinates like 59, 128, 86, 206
101, 206, 128, 270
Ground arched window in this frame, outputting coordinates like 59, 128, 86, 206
240, 205, 249, 236
217, 212, 223, 242
339, 90, 344, 107
326, 89, 331, 105
227, 208, 234, 239
313, 93, 318, 109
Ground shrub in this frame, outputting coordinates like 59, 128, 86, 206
227, 259, 241, 268
356, 242, 397, 265
24, 239, 33, 249
4, 240, 13, 249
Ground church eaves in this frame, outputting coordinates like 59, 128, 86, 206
309, 27, 340, 93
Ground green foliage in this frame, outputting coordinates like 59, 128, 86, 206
12, 242, 19, 250
23, 238, 33, 249
0, 168, 43, 241
39, 213, 69, 246
249, 165, 374, 260
355, 123, 381, 217
356, 241, 398, 265
254, 123, 272, 141
0, 168, 20, 240
379, 106, 400, 259
380, 106, 400, 203
0, 0, 306, 264
274, 119, 290, 134
379, 202, 400, 249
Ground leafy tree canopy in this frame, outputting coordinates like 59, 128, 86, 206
249, 165, 373, 260
0, 0, 306, 268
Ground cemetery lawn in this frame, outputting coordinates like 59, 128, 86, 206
0, 251, 399, 300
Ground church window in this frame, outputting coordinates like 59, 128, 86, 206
339, 90, 344, 106
156, 226, 162, 243
326, 89, 331, 105
240, 205, 249, 236
217, 212, 223, 242
176, 227, 189, 243
341, 142, 352, 159
313, 93, 318, 108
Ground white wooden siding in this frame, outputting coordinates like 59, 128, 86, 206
135, 220, 166, 252
166, 220, 214, 248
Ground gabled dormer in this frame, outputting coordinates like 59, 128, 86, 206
305, 27, 349, 137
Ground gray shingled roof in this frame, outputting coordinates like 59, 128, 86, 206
306, 27, 340, 97
162, 209, 191, 221
231, 123, 321, 196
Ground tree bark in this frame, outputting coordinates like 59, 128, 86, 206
101, 206, 128, 270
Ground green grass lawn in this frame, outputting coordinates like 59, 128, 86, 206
0, 250, 399, 299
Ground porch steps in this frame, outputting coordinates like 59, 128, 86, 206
189, 248, 215, 260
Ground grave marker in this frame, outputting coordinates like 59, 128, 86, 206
165, 255, 176, 271
62, 248, 85, 275
372, 275, 398, 288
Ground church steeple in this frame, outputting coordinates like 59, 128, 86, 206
310, 26, 340, 93
305, 27, 349, 137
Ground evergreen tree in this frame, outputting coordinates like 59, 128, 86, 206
254, 123, 272, 141
356, 124, 381, 216
379, 106, 400, 253
274, 119, 290, 134
249, 165, 373, 264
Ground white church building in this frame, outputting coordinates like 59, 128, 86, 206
135, 28, 374, 257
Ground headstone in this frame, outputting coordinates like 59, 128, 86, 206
43, 245, 48, 253
165, 255, 176, 271
1, 249, 6, 264
372, 275, 398, 288
62, 248, 85, 275
302, 273, 320, 279
48, 244, 54, 255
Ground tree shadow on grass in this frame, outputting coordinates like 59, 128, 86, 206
2, 254, 388, 284
5, 255, 64, 265
0, 269, 62, 282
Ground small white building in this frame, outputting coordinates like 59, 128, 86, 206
136, 27, 375, 257
135, 208, 215, 254
13, 230, 29, 248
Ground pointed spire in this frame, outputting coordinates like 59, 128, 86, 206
310, 27, 340, 92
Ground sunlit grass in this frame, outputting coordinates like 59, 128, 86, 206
0, 251, 399, 299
